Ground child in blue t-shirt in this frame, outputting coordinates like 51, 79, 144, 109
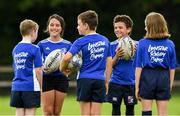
106, 15, 137, 115
10, 19, 42, 115
37, 14, 72, 115
135, 12, 178, 116
60, 10, 112, 115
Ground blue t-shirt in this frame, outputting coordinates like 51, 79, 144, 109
69, 33, 111, 80
109, 40, 137, 85
135, 38, 177, 69
12, 42, 42, 91
37, 38, 72, 77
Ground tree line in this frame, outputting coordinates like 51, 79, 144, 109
0, 0, 180, 65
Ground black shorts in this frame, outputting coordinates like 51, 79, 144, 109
42, 75, 69, 93
139, 68, 170, 100
10, 91, 40, 108
77, 78, 106, 103
107, 83, 137, 105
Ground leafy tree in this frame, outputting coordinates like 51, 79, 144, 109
0, 0, 180, 65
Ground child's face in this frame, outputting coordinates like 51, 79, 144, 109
31, 29, 38, 43
114, 22, 131, 38
48, 18, 62, 37
77, 19, 87, 35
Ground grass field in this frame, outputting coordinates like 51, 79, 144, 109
1, 88, 180, 115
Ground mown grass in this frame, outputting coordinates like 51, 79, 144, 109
0, 88, 180, 115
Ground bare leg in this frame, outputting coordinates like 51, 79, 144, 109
79, 101, 91, 115
54, 90, 67, 115
25, 108, 36, 116
91, 102, 102, 115
16, 108, 24, 116
41, 90, 55, 116
141, 99, 153, 111
156, 100, 168, 116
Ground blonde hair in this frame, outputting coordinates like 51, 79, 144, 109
145, 12, 170, 38
20, 19, 39, 36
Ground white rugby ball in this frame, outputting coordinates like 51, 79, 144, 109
44, 49, 65, 74
68, 52, 82, 72
44, 49, 82, 74
117, 36, 136, 60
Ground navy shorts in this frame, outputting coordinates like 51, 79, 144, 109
139, 68, 170, 100
107, 83, 137, 105
77, 78, 106, 103
10, 91, 40, 108
42, 75, 69, 93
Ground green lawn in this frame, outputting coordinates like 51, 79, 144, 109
1, 92, 180, 115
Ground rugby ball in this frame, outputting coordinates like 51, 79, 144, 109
44, 49, 82, 74
68, 52, 82, 72
44, 49, 65, 74
117, 36, 136, 60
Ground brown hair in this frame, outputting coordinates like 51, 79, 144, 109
113, 15, 133, 28
20, 19, 39, 36
145, 12, 170, 39
45, 14, 65, 37
113, 15, 133, 35
78, 10, 98, 31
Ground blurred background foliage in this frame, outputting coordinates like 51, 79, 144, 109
0, 0, 180, 65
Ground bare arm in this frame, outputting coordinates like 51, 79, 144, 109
112, 54, 118, 66
59, 52, 73, 75
170, 69, 175, 91
35, 67, 43, 89
135, 67, 142, 100
105, 56, 113, 94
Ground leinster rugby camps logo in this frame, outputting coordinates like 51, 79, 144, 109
148, 44, 168, 63
88, 41, 106, 60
